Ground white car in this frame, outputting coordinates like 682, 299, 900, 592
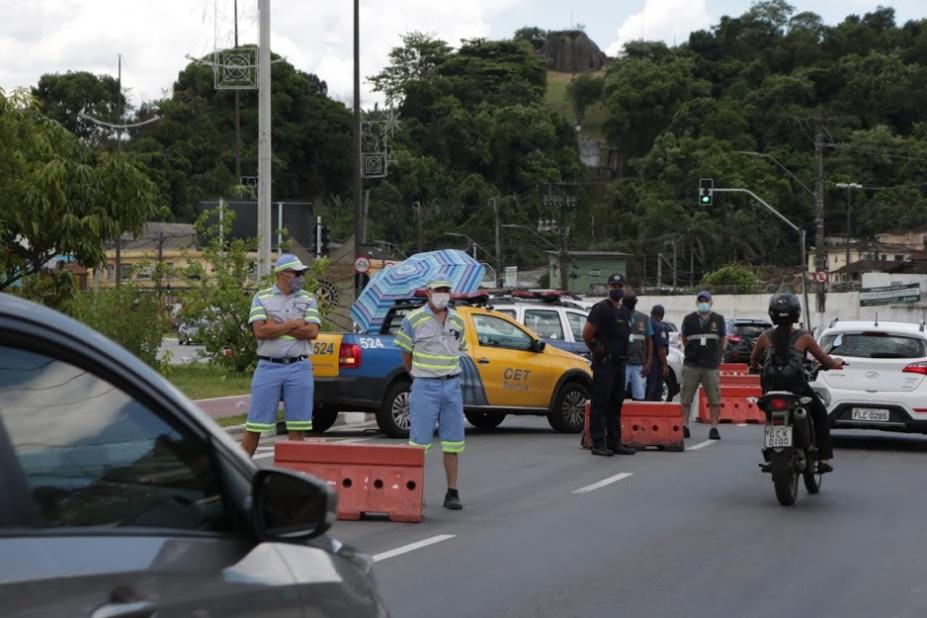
490, 297, 684, 401
812, 320, 927, 434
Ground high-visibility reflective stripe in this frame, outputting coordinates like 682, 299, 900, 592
630, 334, 646, 341
285, 421, 313, 430
411, 315, 431, 328
414, 351, 459, 361
280, 335, 296, 340
408, 441, 432, 452
441, 441, 465, 454
245, 422, 275, 432
695, 334, 721, 340
412, 360, 459, 371
397, 341, 413, 352
395, 332, 413, 344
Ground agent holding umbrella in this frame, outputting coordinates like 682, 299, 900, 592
395, 279, 468, 510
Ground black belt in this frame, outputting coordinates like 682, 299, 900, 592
258, 355, 308, 365
418, 374, 461, 381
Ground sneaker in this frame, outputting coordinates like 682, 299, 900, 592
709, 427, 721, 440
818, 461, 834, 474
683, 426, 691, 439
443, 490, 462, 510
611, 445, 637, 455
591, 446, 613, 457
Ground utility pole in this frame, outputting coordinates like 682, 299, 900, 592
835, 183, 862, 281
352, 0, 363, 297
492, 197, 502, 276
115, 53, 123, 288
814, 118, 826, 316
256, 0, 272, 279
156, 231, 165, 296
657, 252, 663, 289
672, 241, 678, 291
559, 191, 569, 293
233, 0, 241, 183
414, 201, 423, 252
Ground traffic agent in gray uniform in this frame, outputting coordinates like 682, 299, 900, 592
622, 291, 653, 401
242, 254, 322, 457
679, 290, 726, 439
396, 279, 467, 510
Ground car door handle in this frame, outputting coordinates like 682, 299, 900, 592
91, 600, 156, 618
477, 358, 490, 365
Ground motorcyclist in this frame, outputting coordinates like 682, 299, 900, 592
749, 293, 844, 473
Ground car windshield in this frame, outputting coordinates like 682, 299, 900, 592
821, 332, 927, 359
734, 324, 769, 338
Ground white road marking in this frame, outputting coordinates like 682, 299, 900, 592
373, 534, 457, 563
254, 452, 275, 460
688, 440, 717, 451
736, 423, 747, 427
572, 472, 634, 495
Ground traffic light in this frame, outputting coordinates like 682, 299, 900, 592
319, 224, 331, 255
698, 178, 714, 206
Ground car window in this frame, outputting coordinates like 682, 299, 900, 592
566, 311, 587, 341
821, 333, 927, 359
471, 314, 533, 351
491, 308, 516, 319
0, 345, 231, 532
734, 324, 769, 338
382, 306, 419, 335
524, 309, 564, 340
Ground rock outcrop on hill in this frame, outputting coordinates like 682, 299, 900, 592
541, 30, 607, 73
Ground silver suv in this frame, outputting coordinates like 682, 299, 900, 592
0, 294, 388, 617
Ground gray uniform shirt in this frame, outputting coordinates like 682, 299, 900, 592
396, 304, 467, 378
248, 285, 322, 358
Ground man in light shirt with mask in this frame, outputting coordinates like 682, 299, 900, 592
396, 279, 468, 510
242, 254, 321, 457
679, 290, 726, 440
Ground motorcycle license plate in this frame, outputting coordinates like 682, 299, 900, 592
764, 425, 793, 448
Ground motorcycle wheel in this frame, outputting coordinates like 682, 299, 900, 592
802, 454, 823, 495
771, 452, 799, 506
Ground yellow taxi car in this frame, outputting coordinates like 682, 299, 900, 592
311, 298, 592, 438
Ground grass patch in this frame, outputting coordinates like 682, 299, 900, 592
165, 364, 252, 400
544, 70, 607, 140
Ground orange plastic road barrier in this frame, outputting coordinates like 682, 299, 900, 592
582, 400, 684, 451
697, 384, 765, 424
719, 363, 750, 376
621, 401, 685, 452
720, 373, 761, 387
274, 441, 424, 523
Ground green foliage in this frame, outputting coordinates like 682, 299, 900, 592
32, 71, 125, 143
68, 286, 167, 369
701, 263, 761, 291
0, 88, 156, 290
567, 73, 604, 125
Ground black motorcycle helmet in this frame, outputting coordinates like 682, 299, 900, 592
768, 293, 801, 326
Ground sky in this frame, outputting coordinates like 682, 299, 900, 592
1, 0, 925, 110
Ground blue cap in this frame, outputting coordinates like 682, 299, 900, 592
697, 290, 712, 301
274, 254, 309, 273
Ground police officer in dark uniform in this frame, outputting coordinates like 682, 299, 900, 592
645, 304, 671, 401
679, 290, 727, 440
582, 274, 635, 456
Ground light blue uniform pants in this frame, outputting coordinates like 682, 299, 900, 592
246, 359, 314, 433
408, 376, 465, 454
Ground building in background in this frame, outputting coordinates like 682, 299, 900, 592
547, 251, 630, 295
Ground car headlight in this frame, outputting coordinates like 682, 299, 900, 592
813, 387, 831, 409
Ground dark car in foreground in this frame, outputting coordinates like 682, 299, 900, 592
723, 318, 773, 363
0, 293, 388, 617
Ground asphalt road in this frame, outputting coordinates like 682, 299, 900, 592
258, 416, 927, 618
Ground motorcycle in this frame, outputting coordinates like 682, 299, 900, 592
753, 362, 843, 506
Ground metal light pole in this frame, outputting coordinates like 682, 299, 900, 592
352, 0, 363, 298
713, 188, 812, 330
256, 0, 272, 279
835, 182, 863, 284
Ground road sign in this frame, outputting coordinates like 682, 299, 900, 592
859, 283, 921, 307
504, 266, 518, 288
815, 271, 828, 284
354, 256, 371, 274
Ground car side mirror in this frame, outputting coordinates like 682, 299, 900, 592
531, 339, 546, 353
251, 469, 336, 541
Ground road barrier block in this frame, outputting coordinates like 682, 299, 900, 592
582, 400, 684, 452
720, 373, 761, 388
698, 384, 764, 424
621, 401, 685, 452
719, 363, 750, 377
274, 441, 424, 523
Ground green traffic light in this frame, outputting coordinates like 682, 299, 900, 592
700, 195, 711, 204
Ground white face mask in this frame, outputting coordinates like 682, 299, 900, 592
430, 293, 450, 310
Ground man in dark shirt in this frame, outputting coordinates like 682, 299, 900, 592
679, 291, 727, 439
645, 304, 671, 401
582, 274, 635, 456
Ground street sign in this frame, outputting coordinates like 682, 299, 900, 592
859, 283, 921, 307
815, 271, 828, 284
354, 256, 371, 274
504, 266, 518, 288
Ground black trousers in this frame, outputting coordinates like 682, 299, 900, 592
589, 361, 626, 448
645, 358, 664, 401
806, 390, 834, 460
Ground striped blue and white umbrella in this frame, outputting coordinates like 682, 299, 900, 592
350, 249, 485, 333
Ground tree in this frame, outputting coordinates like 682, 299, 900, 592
701, 263, 761, 292
567, 73, 603, 125
32, 71, 125, 143
0, 89, 155, 290
370, 33, 452, 105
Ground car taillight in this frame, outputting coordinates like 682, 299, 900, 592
902, 362, 927, 375
728, 335, 742, 343
769, 397, 791, 411
339, 343, 362, 369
